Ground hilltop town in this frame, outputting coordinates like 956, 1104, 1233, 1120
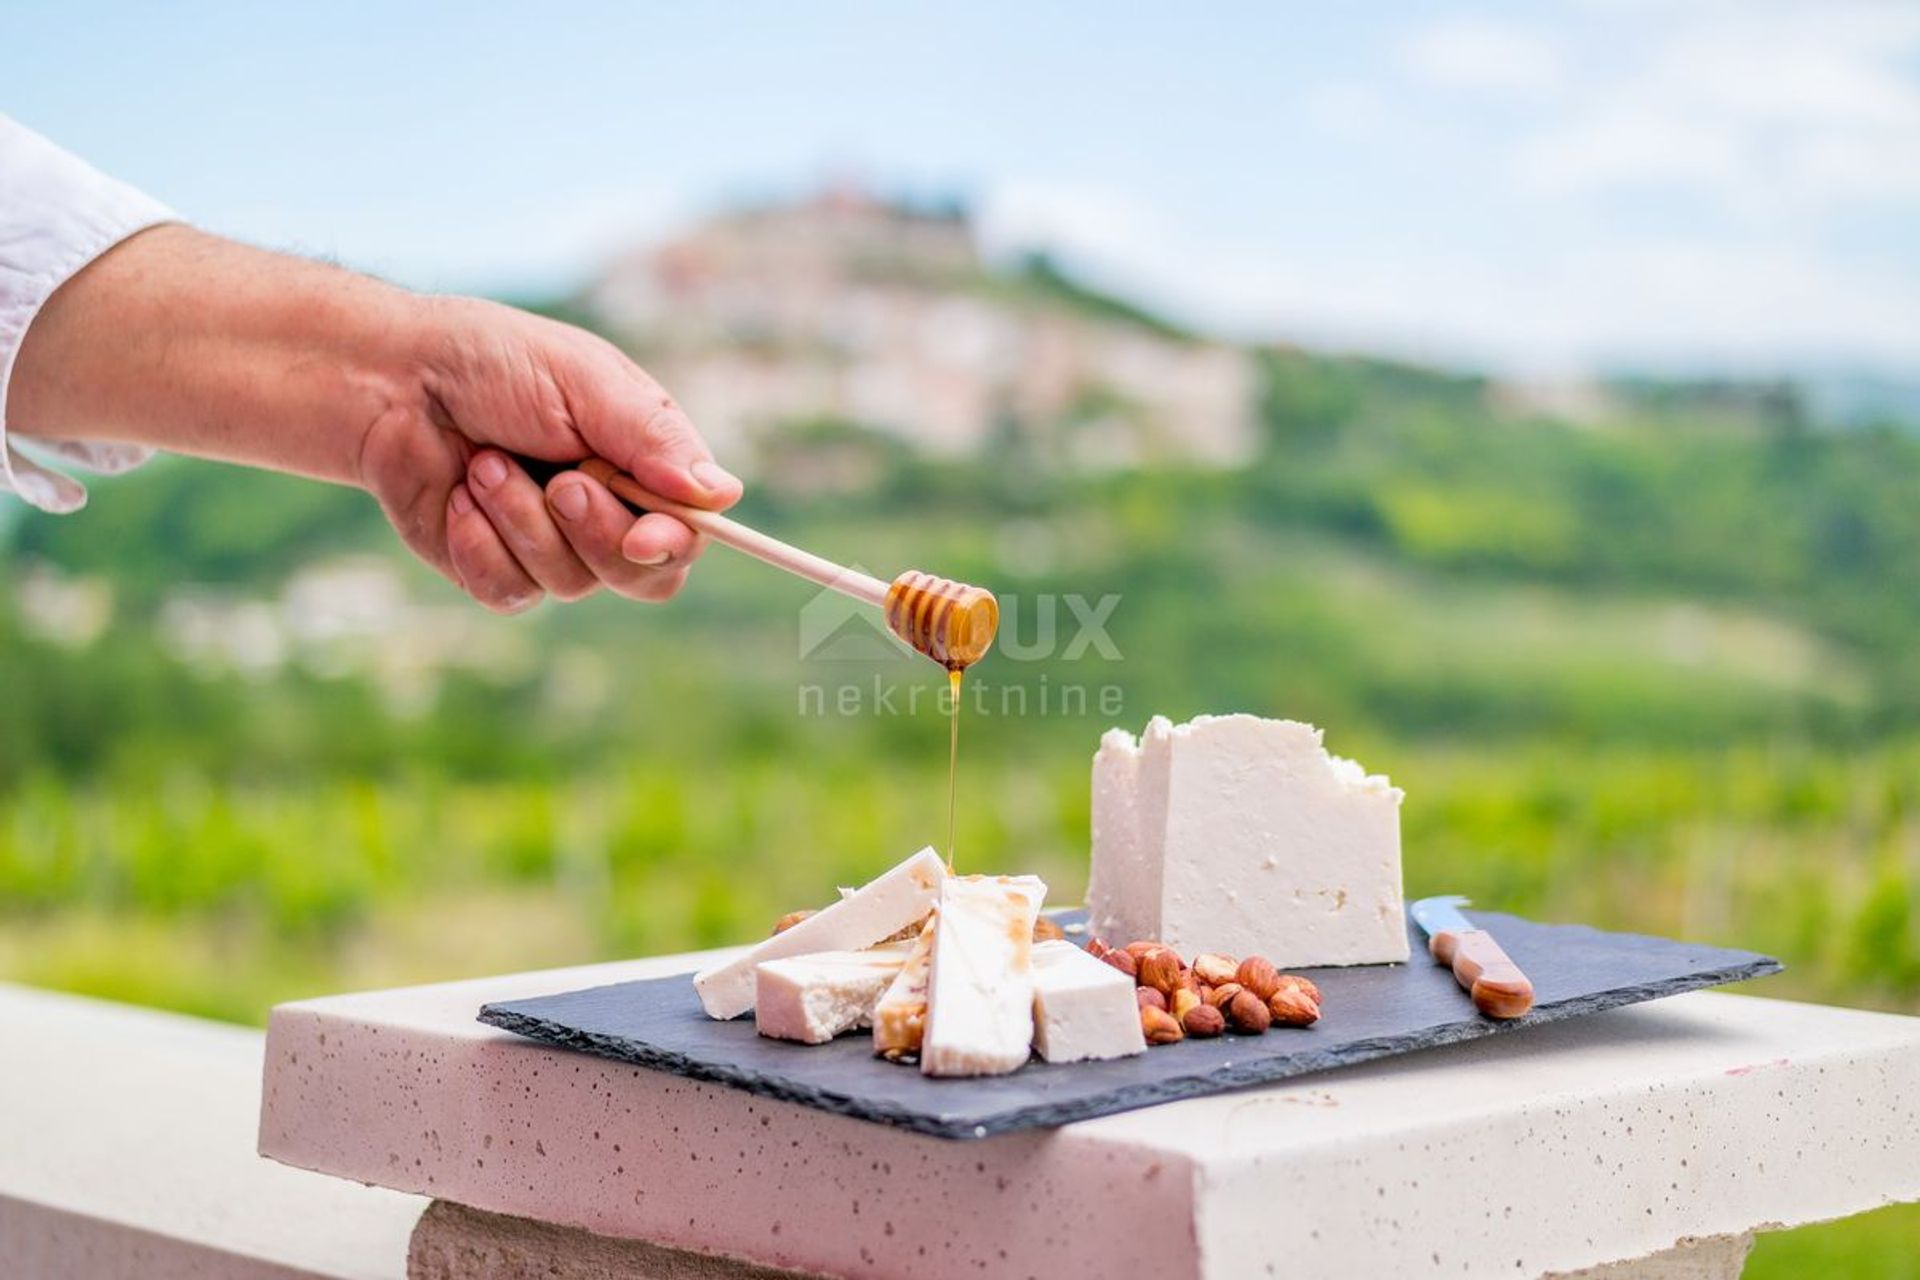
581, 187, 1257, 477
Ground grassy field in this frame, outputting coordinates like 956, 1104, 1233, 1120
2, 739, 1916, 1024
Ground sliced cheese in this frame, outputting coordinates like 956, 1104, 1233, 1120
754, 945, 913, 1044
872, 914, 937, 1060
920, 874, 1046, 1078
1087, 714, 1408, 967
1030, 940, 1147, 1063
693, 846, 945, 1019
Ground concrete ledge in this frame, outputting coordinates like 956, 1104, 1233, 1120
258, 947, 1920, 1280
1, 1195, 343, 1280
0, 983, 425, 1280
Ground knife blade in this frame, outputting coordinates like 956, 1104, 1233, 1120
1409, 895, 1534, 1020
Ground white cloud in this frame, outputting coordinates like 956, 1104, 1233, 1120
1515, 107, 1743, 195
1401, 17, 1565, 96
1792, 130, 1920, 202
976, 178, 1920, 376
1490, 1, 1920, 212
1658, 3, 1920, 130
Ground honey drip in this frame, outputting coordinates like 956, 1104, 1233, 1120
946, 668, 962, 871
881, 572, 996, 876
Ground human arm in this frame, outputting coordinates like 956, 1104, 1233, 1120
1, 118, 739, 610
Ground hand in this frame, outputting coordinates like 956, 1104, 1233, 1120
361, 297, 742, 613
9, 226, 741, 613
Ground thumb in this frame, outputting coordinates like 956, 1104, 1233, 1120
600, 378, 742, 512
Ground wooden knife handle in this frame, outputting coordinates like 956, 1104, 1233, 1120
1429, 929, 1534, 1019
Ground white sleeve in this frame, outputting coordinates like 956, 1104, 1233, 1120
0, 115, 176, 513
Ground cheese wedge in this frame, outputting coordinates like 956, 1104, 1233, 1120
754, 945, 913, 1044
921, 874, 1046, 1077
1087, 714, 1407, 967
694, 847, 945, 1019
872, 914, 937, 1059
1030, 940, 1147, 1063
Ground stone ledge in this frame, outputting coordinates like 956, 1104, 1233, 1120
259, 948, 1920, 1280
0, 982, 424, 1280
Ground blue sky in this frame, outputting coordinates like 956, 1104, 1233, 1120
7, 2, 1919, 376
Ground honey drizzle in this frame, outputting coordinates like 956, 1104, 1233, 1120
945, 667, 962, 872
881, 572, 996, 875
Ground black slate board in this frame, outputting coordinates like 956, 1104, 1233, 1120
479, 911, 1779, 1140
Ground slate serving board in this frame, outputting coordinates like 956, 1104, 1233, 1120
479, 911, 1779, 1140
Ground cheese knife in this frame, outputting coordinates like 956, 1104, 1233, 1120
1409, 895, 1534, 1020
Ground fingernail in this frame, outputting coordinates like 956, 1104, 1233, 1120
626, 548, 672, 567
549, 480, 589, 521
691, 460, 739, 493
450, 485, 475, 515
472, 453, 509, 490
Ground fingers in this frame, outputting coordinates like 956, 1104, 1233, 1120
589, 366, 743, 513
621, 511, 701, 568
446, 485, 543, 614
545, 469, 699, 603
465, 451, 599, 601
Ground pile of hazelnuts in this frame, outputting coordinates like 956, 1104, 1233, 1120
1087, 939, 1323, 1044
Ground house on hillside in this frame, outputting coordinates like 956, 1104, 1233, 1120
584, 187, 1254, 480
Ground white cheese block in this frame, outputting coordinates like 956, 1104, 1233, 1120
753, 945, 913, 1044
1087, 714, 1408, 967
1030, 940, 1147, 1063
693, 847, 945, 1019
872, 914, 937, 1059
920, 875, 1047, 1078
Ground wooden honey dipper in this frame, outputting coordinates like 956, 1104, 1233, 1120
552, 458, 999, 670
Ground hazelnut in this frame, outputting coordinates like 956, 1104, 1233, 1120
1275, 973, 1321, 1004
1175, 966, 1202, 998
1141, 1006, 1184, 1045
1198, 983, 1215, 1006
1136, 986, 1168, 1012
1191, 953, 1240, 986
1138, 948, 1185, 996
771, 909, 815, 936
1032, 916, 1065, 943
1268, 985, 1321, 1027
1236, 957, 1281, 1001
1123, 940, 1164, 959
1103, 949, 1138, 979
1170, 988, 1201, 1022
1182, 1003, 1226, 1038
1086, 937, 1111, 959
1206, 981, 1244, 1010
1228, 988, 1274, 1034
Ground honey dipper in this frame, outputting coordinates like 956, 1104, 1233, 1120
529, 457, 999, 670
